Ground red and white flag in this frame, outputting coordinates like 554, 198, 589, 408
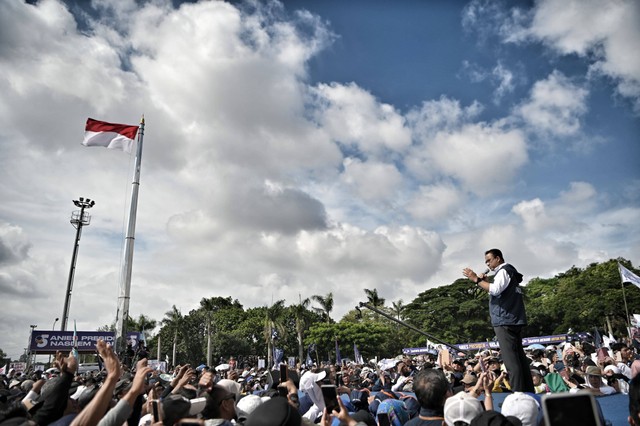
82, 118, 139, 153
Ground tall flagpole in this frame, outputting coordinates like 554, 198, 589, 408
115, 116, 145, 354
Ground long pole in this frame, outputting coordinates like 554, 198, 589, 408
62, 211, 83, 331
115, 117, 145, 352
62, 199, 94, 330
357, 302, 467, 354
622, 282, 632, 334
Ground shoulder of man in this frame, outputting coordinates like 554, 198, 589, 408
501, 263, 523, 284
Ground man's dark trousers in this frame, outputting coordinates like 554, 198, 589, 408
494, 325, 535, 392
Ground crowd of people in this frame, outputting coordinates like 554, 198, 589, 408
2, 335, 640, 426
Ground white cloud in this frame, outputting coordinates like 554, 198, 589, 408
340, 158, 404, 202
515, 70, 588, 136
512, 181, 597, 233
416, 122, 528, 197
460, 61, 517, 103
559, 181, 597, 204
506, 0, 640, 112
492, 62, 516, 101
406, 182, 465, 222
311, 82, 412, 158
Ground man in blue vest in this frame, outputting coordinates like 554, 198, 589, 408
463, 248, 534, 393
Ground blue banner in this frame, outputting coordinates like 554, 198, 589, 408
403, 334, 570, 354
30, 330, 115, 353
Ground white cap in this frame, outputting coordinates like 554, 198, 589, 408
444, 391, 483, 426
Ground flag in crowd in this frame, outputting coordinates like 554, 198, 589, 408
354, 343, 364, 365
620, 263, 640, 289
82, 118, 139, 153
593, 328, 602, 348
273, 348, 284, 368
335, 338, 341, 365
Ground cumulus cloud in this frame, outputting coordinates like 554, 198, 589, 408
411, 122, 528, 197
340, 158, 404, 202
475, 0, 640, 113
0, 223, 31, 266
512, 181, 597, 233
514, 70, 588, 136
310, 82, 412, 159
406, 182, 465, 222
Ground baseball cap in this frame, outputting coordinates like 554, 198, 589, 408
444, 391, 483, 426
500, 392, 540, 426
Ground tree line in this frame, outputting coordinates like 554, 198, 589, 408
102, 258, 640, 367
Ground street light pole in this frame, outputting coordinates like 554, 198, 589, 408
61, 197, 95, 331
27, 324, 37, 369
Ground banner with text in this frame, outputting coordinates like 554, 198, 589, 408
403, 334, 569, 354
30, 330, 115, 353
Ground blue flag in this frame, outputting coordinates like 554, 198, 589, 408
274, 348, 284, 368
335, 338, 342, 365
354, 343, 364, 364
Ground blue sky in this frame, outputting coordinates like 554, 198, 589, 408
0, 0, 638, 359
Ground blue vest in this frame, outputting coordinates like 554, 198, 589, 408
489, 263, 527, 326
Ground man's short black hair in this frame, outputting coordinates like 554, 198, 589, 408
612, 342, 630, 352
485, 248, 504, 262
412, 368, 449, 410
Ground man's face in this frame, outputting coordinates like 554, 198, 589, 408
587, 374, 601, 389
485, 253, 501, 271
532, 374, 541, 385
621, 347, 633, 361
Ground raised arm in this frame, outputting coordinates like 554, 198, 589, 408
71, 340, 123, 426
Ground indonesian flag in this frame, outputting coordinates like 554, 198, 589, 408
82, 118, 139, 153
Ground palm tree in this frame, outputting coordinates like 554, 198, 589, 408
162, 305, 183, 367
391, 299, 405, 321
292, 295, 311, 363
132, 314, 157, 342
263, 300, 286, 367
200, 298, 217, 367
312, 292, 334, 323
364, 288, 385, 308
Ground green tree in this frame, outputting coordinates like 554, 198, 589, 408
200, 297, 240, 366
162, 305, 183, 367
312, 292, 334, 323
364, 288, 385, 308
391, 299, 405, 321
524, 259, 640, 336
403, 278, 489, 347
264, 301, 286, 367
292, 296, 311, 363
